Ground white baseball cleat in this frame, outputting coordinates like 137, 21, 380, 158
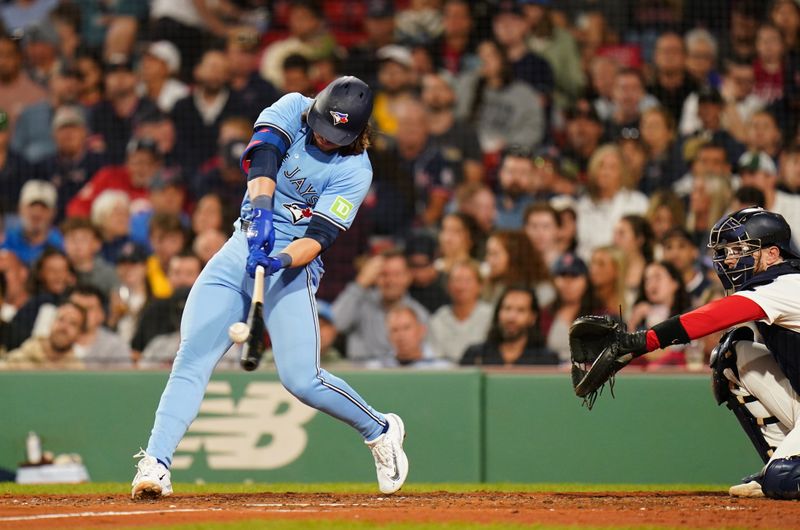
729, 480, 764, 498
366, 413, 409, 494
131, 449, 173, 499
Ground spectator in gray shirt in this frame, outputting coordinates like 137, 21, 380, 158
68, 284, 132, 367
332, 249, 429, 363
61, 217, 118, 299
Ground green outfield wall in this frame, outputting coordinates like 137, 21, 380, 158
0, 370, 759, 484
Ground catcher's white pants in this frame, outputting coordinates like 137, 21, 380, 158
731, 341, 800, 463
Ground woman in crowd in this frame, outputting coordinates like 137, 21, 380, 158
546, 253, 599, 364
612, 214, 654, 309
435, 212, 480, 277
588, 245, 626, 318
627, 261, 691, 368
484, 230, 552, 307
645, 190, 686, 259
686, 173, 732, 246
191, 193, 225, 237
456, 39, 544, 155
575, 144, 649, 259
429, 259, 493, 363
523, 202, 562, 269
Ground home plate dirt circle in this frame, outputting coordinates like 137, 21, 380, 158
1, 491, 797, 529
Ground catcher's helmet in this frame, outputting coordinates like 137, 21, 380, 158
708, 207, 799, 291
306, 76, 373, 146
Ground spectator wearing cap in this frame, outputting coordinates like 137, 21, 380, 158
108, 241, 149, 344
429, 259, 492, 363
0, 34, 47, 133
530, 145, 574, 199
455, 40, 544, 153
344, 0, 397, 88
226, 28, 280, 121
406, 233, 449, 314
137, 40, 189, 114
560, 99, 603, 183
492, 1, 554, 104
258, 1, 337, 89
575, 144, 648, 260
88, 54, 158, 164
91, 190, 132, 264
66, 137, 163, 218
648, 32, 699, 124
372, 44, 417, 136
62, 217, 118, 298
132, 109, 179, 172
546, 252, 599, 364
171, 49, 245, 176
461, 285, 558, 366
1, 180, 62, 266
129, 169, 189, 248
661, 227, 713, 310
678, 87, 745, 165
316, 300, 343, 364
68, 283, 131, 367
421, 71, 484, 184
738, 150, 800, 246
0, 109, 37, 213
495, 148, 536, 230
12, 64, 81, 163
39, 106, 107, 219
425, 0, 478, 76
21, 19, 61, 87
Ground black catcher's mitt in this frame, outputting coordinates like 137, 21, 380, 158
569, 315, 647, 409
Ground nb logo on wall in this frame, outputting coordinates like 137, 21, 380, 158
172, 381, 317, 470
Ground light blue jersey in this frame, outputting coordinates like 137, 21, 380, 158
240, 93, 372, 246
142, 93, 389, 471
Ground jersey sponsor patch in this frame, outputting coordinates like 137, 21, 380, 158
283, 202, 313, 224
330, 111, 349, 126
329, 196, 354, 221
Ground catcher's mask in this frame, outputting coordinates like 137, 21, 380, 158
708, 207, 798, 292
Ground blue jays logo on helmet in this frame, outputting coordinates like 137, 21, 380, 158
329, 111, 349, 126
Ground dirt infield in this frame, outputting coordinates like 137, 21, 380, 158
0, 491, 794, 529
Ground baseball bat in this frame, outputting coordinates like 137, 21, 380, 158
240, 265, 266, 371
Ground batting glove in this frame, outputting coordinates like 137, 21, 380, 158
246, 251, 292, 278
246, 199, 275, 255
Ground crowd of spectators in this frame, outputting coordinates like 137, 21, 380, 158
1, 0, 800, 371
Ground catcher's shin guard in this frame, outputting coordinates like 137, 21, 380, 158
710, 328, 780, 463
762, 456, 800, 499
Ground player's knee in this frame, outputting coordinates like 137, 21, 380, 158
734, 340, 770, 371
762, 457, 800, 499
280, 372, 319, 404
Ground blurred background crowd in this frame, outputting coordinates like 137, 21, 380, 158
0, 0, 799, 371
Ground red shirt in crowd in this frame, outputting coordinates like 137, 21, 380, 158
66, 166, 151, 218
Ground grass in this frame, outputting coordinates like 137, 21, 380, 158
0, 481, 728, 496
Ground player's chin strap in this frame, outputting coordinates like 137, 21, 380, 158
710, 327, 779, 464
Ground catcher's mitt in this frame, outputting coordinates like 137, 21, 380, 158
569, 315, 646, 409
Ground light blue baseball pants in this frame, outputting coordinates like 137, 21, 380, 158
145, 227, 387, 466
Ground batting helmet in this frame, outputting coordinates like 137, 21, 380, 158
306, 76, 373, 146
708, 207, 799, 291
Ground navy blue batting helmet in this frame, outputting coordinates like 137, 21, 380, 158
306, 76, 374, 146
708, 207, 799, 291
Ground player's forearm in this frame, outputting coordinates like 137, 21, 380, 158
247, 177, 276, 203
277, 238, 322, 267
644, 296, 767, 351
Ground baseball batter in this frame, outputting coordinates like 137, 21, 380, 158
131, 77, 408, 498
570, 207, 800, 499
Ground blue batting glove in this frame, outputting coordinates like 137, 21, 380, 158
246, 197, 275, 255
246, 251, 292, 278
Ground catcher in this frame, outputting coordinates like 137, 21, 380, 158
570, 207, 800, 500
